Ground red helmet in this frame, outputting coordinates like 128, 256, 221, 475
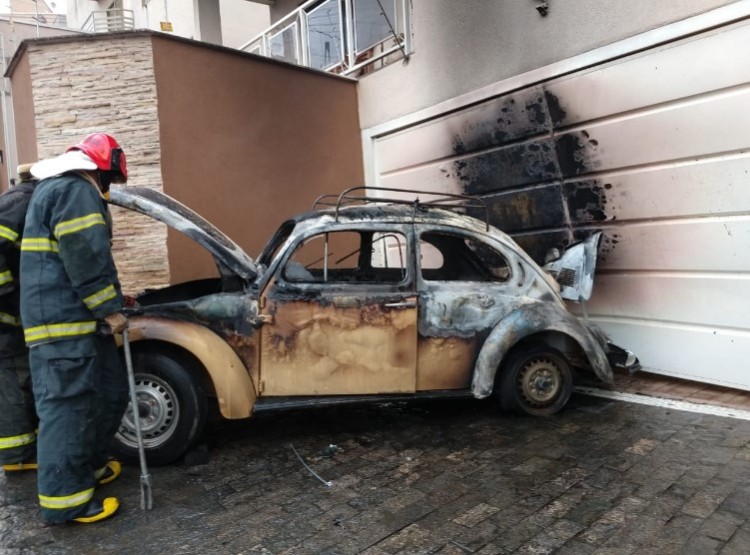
67, 133, 127, 182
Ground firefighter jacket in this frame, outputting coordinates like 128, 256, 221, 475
20, 173, 123, 347
0, 179, 37, 356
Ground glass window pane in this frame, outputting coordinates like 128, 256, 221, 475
306, 0, 343, 70
353, 0, 396, 53
269, 23, 298, 64
244, 38, 263, 55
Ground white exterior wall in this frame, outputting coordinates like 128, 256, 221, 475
363, 2, 750, 390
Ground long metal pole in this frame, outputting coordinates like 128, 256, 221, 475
122, 329, 154, 510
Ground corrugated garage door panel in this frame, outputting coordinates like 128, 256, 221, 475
596, 322, 750, 390
587, 274, 750, 329
569, 156, 750, 221
555, 90, 750, 175
547, 24, 750, 125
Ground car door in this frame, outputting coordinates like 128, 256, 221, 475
258, 226, 418, 396
416, 227, 529, 391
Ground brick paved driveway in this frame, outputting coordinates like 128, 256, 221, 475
2, 394, 750, 554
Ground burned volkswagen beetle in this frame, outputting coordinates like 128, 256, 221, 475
109, 186, 637, 464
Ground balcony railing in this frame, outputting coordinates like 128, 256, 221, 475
81, 9, 134, 33
240, 0, 410, 77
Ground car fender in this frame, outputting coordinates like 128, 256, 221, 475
121, 316, 256, 419
471, 302, 613, 399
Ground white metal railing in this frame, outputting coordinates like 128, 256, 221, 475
81, 9, 134, 33
239, 0, 410, 76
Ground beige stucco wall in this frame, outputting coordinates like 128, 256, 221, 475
151, 35, 363, 284
357, 0, 740, 129
19, 34, 169, 292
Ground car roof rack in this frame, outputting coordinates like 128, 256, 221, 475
312, 186, 490, 231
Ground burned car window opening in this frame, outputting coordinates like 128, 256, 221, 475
283, 229, 409, 284
257, 220, 296, 268
420, 231, 511, 282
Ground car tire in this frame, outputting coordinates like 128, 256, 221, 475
498, 345, 573, 416
113, 351, 207, 466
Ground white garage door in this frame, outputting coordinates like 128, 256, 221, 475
365, 15, 750, 389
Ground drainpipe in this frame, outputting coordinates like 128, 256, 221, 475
0, 33, 11, 188
34, 0, 39, 37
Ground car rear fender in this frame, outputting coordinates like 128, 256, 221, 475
122, 316, 256, 419
471, 302, 613, 399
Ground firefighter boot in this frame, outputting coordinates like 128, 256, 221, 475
2, 461, 38, 472
73, 497, 119, 524
95, 460, 121, 486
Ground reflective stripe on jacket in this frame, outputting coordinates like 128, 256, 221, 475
20, 174, 123, 347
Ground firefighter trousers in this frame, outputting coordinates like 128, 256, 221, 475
0, 353, 37, 464
30, 335, 128, 523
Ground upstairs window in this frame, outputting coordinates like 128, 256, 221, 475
353, 0, 397, 54
307, 0, 344, 70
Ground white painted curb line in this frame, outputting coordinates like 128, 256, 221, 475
575, 386, 750, 421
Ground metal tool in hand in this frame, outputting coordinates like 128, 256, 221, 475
122, 327, 154, 510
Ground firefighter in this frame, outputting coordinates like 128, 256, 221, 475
0, 165, 39, 472
20, 133, 129, 524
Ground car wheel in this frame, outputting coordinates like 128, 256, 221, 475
113, 351, 207, 465
498, 346, 573, 416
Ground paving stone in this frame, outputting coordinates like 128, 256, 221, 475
698, 510, 744, 541
624, 438, 660, 455
452, 503, 500, 527
680, 534, 723, 555
718, 484, 750, 518
721, 522, 750, 555
682, 491, 725, 518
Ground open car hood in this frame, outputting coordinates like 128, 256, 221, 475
109, 187, 258, 281
543, 232, 602, 302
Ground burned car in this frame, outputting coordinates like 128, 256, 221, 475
109, 186, 637, 464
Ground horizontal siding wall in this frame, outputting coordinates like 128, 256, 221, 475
369, 19, 750, 389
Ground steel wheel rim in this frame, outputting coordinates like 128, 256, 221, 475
116, 374, 180, 449
518, 357, 562, 406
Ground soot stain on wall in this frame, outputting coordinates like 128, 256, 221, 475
453, 139, 559, 195
482, 186, 567, 233
556, 130, 603, 177
452, 87, 551, 155
564, 181, 609, 223
450, 89, 613, 263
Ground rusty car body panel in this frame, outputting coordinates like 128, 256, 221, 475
107, 186, 633, 463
